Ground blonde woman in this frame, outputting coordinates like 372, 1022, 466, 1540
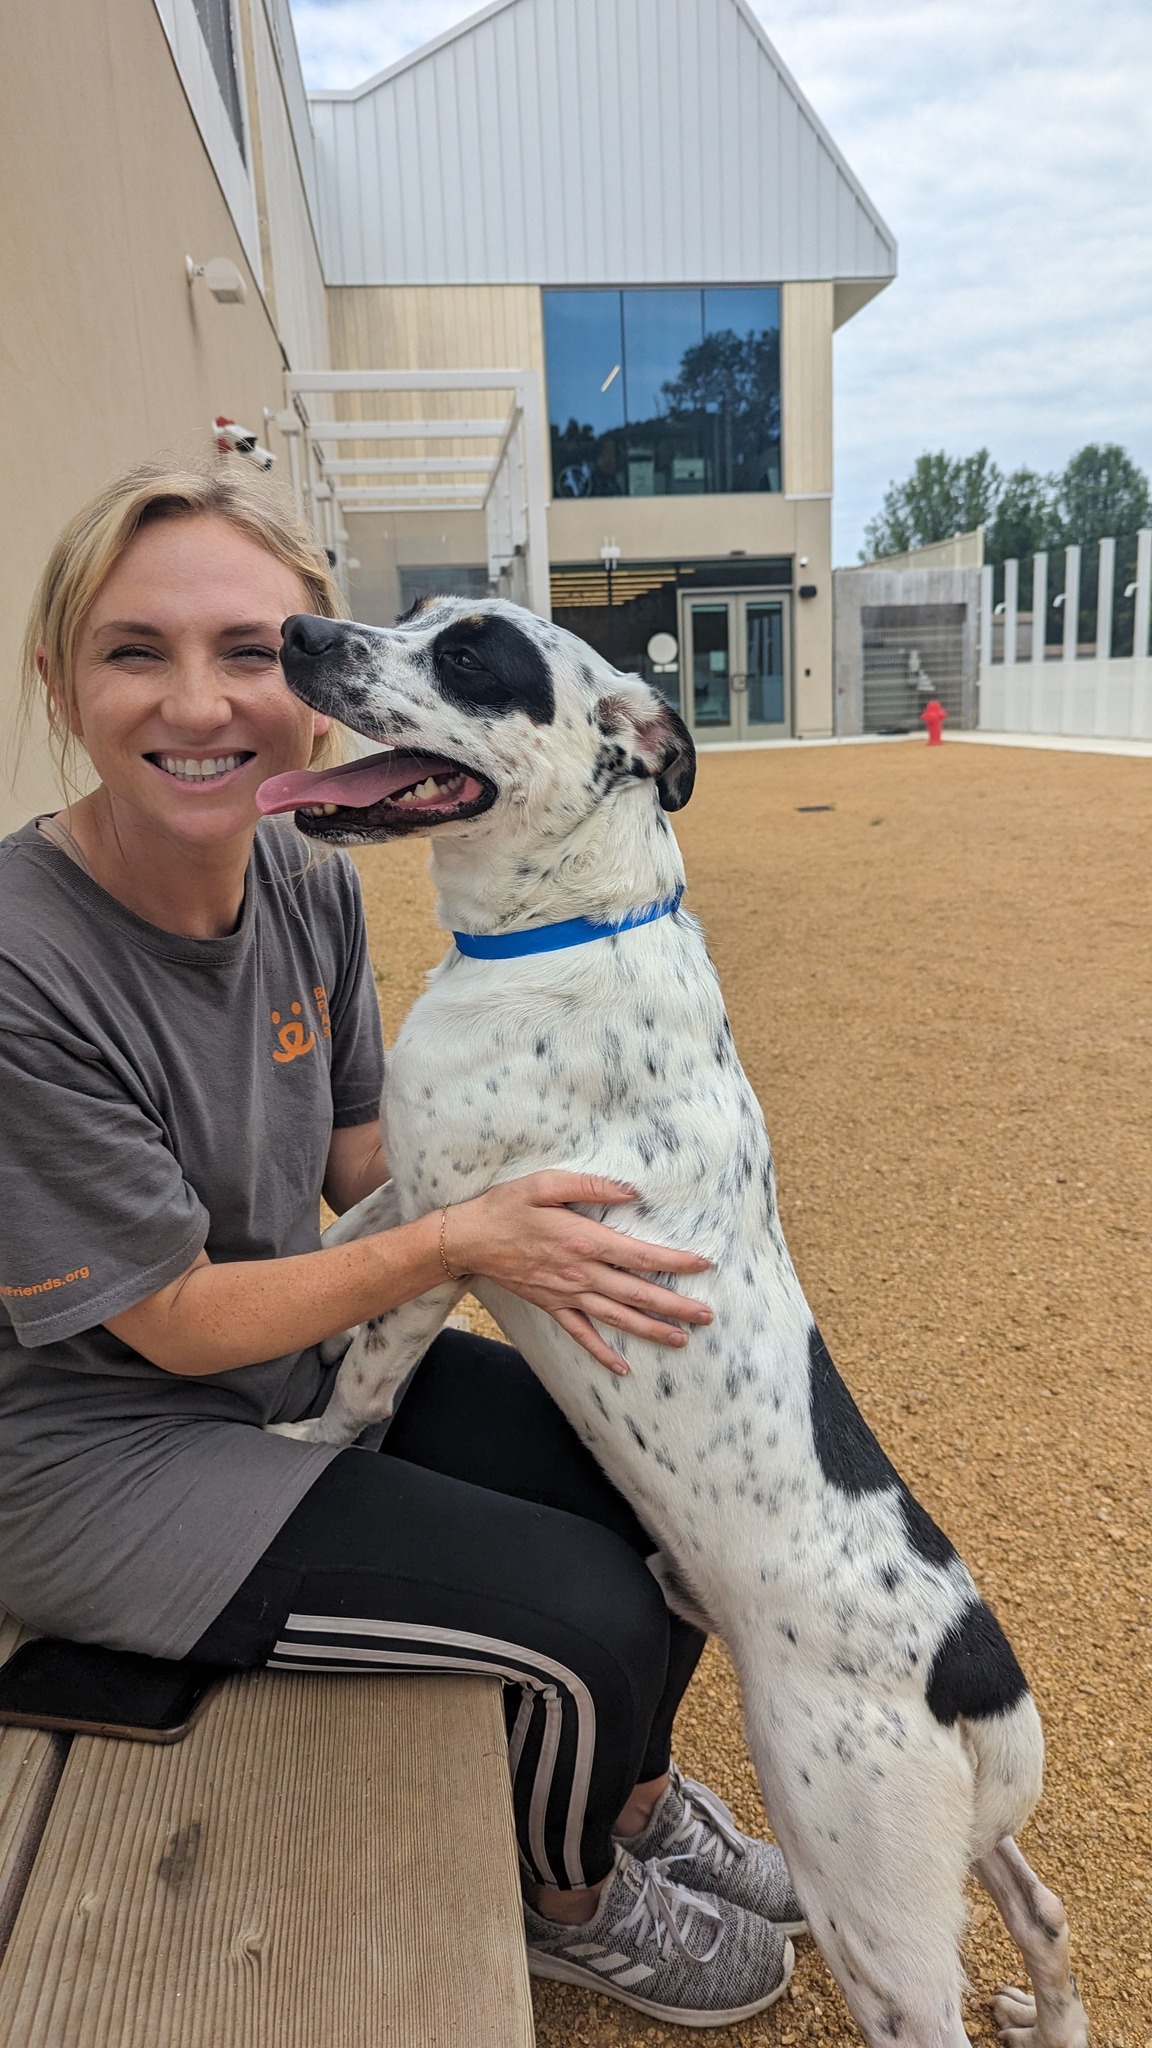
0, 465, 800, 2026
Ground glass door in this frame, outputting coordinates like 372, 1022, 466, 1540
681, 593, 790, 742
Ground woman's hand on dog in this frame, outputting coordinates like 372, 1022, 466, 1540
443, 1172, 713, 1374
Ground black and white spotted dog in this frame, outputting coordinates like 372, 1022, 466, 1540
258, 598, 1088, 2048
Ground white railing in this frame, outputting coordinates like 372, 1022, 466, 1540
281, 369, 551, 619
979, 531, 1152, 740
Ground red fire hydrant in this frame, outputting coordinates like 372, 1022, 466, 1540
920, 698, 947, 745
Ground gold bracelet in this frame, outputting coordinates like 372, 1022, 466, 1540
438, 1205, 467, 1283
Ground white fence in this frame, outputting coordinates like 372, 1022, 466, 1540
979, 656, 1152, 740
979, 531, 1152, 740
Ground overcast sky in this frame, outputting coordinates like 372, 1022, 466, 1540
289, 0, 1152, 562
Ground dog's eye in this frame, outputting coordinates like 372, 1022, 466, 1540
443, 645, 483, 673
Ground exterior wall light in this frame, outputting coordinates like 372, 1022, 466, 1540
798, 584, 818, 599
186, 255, 247, 304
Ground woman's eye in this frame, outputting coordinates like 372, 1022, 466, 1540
228, 645, 280, 664
107, 644, 161, 664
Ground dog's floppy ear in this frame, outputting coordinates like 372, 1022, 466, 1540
596, 684, 697, 812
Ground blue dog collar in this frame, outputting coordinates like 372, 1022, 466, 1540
453, 889, 683, 959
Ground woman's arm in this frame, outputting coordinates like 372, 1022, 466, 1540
104, 1173, 713, 1379
323, 1120, 388, 1214
105, 1171, 709, 1376
105, 1215, 444, 1375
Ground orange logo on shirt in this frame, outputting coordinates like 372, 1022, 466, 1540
271, 1002, 316, 1063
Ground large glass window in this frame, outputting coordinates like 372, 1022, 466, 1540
544, 287, 781, 499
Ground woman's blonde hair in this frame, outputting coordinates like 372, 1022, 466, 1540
20, 458, 347, 796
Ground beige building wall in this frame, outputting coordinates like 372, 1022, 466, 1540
345, 511, 492, 627
328, 285, 543, 450
329, 286, 545, 386
332, 281, 835, 734
330, 285, 545, 619
0, 0, 323, 832
240, 0, 331, 373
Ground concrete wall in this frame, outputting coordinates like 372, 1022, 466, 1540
979, 657, 1152, 741
0, 0, 326, 833
859, 528, 984, 574
834, 566, 981, 733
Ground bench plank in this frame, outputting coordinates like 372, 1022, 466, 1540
0, 1668, 534, 2047
0, 1612, 68, 1963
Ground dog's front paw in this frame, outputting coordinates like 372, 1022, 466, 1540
267, 1417, 330, 1444
267, 1415, 362, 1448
992, 1984, 1089, 2048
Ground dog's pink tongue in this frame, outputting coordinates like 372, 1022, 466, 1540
256, 749, 453, 815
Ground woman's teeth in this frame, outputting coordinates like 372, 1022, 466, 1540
159, 754, 246, 780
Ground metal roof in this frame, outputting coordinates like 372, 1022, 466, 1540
308, 0, 897, 291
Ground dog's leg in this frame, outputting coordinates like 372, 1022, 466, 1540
741, 1676, 976, 2048
974, 1838, 1089, 2048
270, 1279, 465, 1447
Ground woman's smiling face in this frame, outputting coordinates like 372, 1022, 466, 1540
67, 513, 331, 848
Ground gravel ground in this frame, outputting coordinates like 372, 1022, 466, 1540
350, 737, 1151, 2048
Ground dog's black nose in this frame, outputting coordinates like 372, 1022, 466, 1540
282, 614, 345, 660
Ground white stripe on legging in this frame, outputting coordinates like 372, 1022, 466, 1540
270, 1612, 598, 1889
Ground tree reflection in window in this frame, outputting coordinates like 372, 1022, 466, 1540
545, 287, 781, 499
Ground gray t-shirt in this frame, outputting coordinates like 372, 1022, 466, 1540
0, 817, 385, 1657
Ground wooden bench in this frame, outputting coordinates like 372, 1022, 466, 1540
0, 1609, 534, 2046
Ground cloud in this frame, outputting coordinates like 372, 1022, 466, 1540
289, 0, 1152, 558
289, 1, 486, 89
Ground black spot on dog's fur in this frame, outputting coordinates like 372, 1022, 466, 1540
925, 1599, 1030, 1726
432, 614, 555, 723
807, 1326, 957, 1569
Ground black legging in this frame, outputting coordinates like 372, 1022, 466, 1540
192, 1331, 706, 1889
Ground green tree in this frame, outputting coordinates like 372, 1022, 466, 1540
661, 327, 781, 437
860, 443, 1152, 566
985, 468, 1057, 564
860, 450, 1002, 561
1052, 444, 1152, 550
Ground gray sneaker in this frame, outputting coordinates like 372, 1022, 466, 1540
617, 1765, 807, 1934
523, 1847, 794, 2026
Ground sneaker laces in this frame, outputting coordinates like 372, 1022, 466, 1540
655, 1776, 748, 1878
615, 1858, 725, 1965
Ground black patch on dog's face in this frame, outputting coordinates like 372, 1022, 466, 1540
430, 614, 555, 724
807, 1325, 957, 1569
925, 1599, 1030, 1725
